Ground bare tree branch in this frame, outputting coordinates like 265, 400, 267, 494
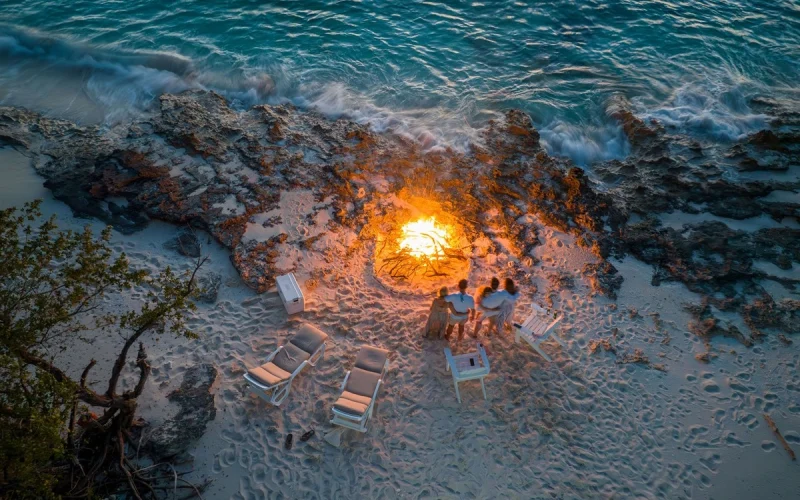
124, 343, 150, 400
68, 359, 97, 449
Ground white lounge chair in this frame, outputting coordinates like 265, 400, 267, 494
513, 303, 566, 361
331, 345, 389, 433
244, 323, 328, 406
444, 342, 490, 403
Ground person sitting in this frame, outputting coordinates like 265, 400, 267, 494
424, 287, 459, 339
473, 285, 502, 337
445, 279, 475, 342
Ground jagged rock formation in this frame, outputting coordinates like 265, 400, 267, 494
0, 90, 608, 291
1, 89, 797, 342
594, 96, 800, 343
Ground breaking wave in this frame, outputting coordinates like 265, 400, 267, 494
0, 25, 273, 123
0, 25, 784, 165
638, 78, 770, 142
538, 119, 630, 167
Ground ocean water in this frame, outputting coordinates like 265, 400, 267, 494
0, 0, 798, 165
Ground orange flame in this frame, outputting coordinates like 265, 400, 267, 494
399, 217, 450, 259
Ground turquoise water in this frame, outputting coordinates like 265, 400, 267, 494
1, 0, 798, 164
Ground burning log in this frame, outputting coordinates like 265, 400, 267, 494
370, 200, 471, 284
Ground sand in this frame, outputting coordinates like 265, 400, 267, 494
2, 145, 799, 499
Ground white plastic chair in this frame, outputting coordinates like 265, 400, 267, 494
331, 345, 389, 433
513, 304, 566, 361
244, 323, 328, 406
444, 343, 491, 403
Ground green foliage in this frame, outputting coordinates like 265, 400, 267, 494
0, 201, 202, 497
0, 200, 146, 354
0, 354, 70, 498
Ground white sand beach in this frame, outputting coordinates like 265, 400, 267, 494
3, 144, 798, 499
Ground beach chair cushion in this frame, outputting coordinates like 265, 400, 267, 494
271, 343, 310, 374
354, 346, 389, 374
290, 324, 329, 355
333, 391, 373, 416
344, 367, 381, 397
248, 362, 291, 387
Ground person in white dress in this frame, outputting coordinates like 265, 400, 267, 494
495, 278, 520, 333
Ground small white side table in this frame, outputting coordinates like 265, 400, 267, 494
444, 343, 491, 403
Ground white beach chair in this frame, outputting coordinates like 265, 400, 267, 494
331, 345, 389, 433
444, 342, 491, 403
513, 304, 566, 361
244, 323, 328, 406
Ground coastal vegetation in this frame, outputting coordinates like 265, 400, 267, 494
0, 201, 204, 498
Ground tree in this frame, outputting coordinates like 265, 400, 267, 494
0, 201, 205, 498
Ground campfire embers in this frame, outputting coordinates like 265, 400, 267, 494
372, 200, 470, 283
398, 217, 450, 260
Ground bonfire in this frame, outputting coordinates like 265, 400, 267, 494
371, 196, 470, 284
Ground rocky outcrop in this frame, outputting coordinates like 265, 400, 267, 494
600, 95, 800, 343
0, 91, 611, 293
0, 89, 797, 340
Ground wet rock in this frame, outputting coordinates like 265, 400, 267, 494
146, 364, 217, 460
606, 95, 662, 151
748, 130, 786, 151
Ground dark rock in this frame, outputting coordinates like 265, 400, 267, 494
0, 134, 28, 148
686, 300, 753, 347
706, 198, 763, 220
583, 261, 623, 299
548, 271, 575, 290
195, 272, 222, 303
742, 296, 800, 339
43, 176, 150, 234
748, 130, 787, 152
147, 364, 218, 460
623, 219, 799, 307
164, 229, 202, 258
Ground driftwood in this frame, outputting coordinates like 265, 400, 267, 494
376, 234, 469, 280
763, 414, 796, 461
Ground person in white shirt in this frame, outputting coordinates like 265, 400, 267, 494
445, 279, 475, 342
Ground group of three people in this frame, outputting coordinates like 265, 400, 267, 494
425, 277, 520, 342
